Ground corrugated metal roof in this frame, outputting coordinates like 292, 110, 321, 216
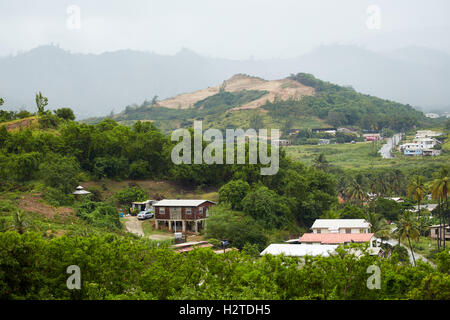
311, 219, 371, 229
261, 244, 338, 257
153, 199, 215, 207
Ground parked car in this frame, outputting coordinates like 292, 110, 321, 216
137, 210, 154, 220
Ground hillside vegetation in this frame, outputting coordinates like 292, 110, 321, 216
86, 73, 430, 135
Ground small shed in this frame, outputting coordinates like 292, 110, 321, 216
72, 185, 91, 195
132, 200, 156, 212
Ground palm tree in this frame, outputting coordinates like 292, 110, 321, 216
366, 212, 391, 239
313, 153, 329, 172
390, 169, 404, 196
408, 175, 427, 217
376, 173, 389, 197
13, 210, 26, 234
320, 210, 341, 219
345, 177, 367, 206
431, 166, 449, 250
394, 211, 420, 266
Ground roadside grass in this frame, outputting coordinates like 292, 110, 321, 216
411, 236, 441, 264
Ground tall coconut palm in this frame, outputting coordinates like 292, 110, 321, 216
345, 177, 367, 206
390, 169, 404, 196
408, 175, 427, 217
376, 173, 389, 197
394, 211, 420, 266
431, 166, 449, 250
366, 211, 391, 239
313, 153, 329, 172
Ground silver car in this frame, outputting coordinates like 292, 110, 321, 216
137, 210, 154, 220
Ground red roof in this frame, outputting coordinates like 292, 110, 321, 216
299, 233, 374, 244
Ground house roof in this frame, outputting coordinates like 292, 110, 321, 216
153, 199, 215, 207
132, 200, 155, 205
311, 219, 371, 230
260, 244, 338, 257
299, 233, 374, 244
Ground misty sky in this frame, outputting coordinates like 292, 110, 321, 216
1, 0, 450, 59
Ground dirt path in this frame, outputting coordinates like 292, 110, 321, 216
124, 216, 174, 240
124, 216, 145, 237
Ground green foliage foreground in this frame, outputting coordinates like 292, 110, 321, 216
1, 231, 449, 300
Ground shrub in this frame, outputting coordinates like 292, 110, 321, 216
114, 186, 147, 206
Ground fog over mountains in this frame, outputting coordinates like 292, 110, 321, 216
1, 44, 449, 118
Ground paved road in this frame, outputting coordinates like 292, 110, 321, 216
387, 238, 435, 267
379, 133, 402, 159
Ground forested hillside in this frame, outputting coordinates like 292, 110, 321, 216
89, 73, 429, 135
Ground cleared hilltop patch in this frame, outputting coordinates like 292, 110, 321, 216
1, 116, 38, 131
157, 74, 315, 110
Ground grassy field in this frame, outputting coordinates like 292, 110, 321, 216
284, 140, 450, 172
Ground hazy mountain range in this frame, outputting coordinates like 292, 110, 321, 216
1, 44, 449, 119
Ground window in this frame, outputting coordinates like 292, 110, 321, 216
186, 208, 192, 214
159, 207, 165, 213
345, 228, 351, 234
435, 229, 439, 235
198, 207, 203, 214
317, 229, 321, 234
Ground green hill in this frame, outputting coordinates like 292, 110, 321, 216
86, 73, 429, 135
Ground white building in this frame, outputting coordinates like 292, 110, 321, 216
260, 244, 338, 257
412, 137, 439, 149
425, 113, 440, 119
310, 219, 371, 234
415, 130, 442, 139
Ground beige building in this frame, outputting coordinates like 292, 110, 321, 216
311, 219, 371, 234
430, 224, 450, 241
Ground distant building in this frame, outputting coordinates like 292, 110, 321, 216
312, 127, 336, 135
337, 127, 359, 136
423, 149, 441, 156
411, 203, 438, 212
72, 185, 91, 195
132, 200, 156, 212
413, 137, 439, 149
425, 113, 440, 119
310, 219, 371, 234
299, 233, 376, 246
385, 197, 405, 203
430, 224, 450, 241
273, 139, 291, 146
319, 139, 330, 145
415, 130, 442, 139
363, 133, 381, 141
260, 244, 338, 257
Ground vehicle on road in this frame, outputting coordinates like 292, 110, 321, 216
137, 210, 154, 220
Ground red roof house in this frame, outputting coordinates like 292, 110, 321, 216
299, 233, 375, 245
